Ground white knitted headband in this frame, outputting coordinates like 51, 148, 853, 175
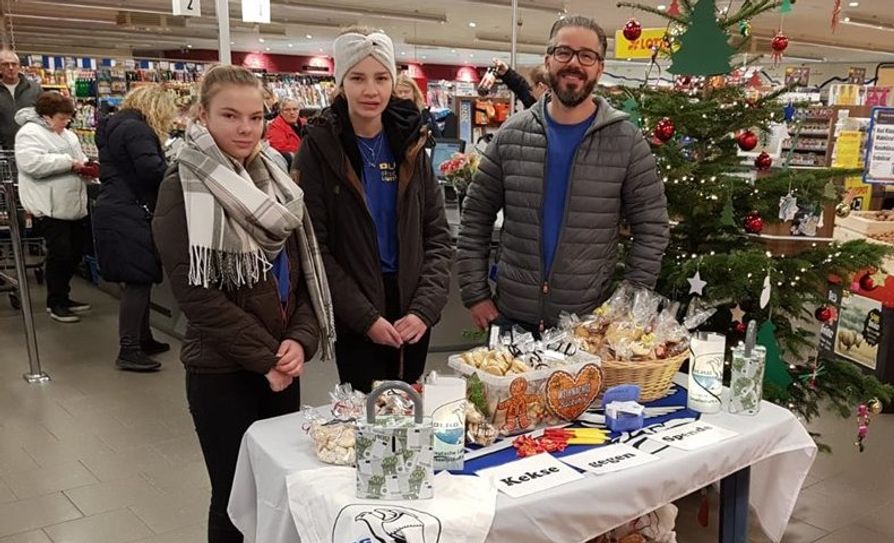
332, 31, 397, 88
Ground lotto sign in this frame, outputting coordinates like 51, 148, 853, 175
172, 0, 200, 16
614, 28, 673, 59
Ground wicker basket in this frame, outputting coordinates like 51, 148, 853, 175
600, 352, 689, 402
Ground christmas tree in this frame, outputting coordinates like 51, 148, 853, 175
615, 0, 893, 448
667, 0, 736, 76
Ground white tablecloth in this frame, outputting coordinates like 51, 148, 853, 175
228, 376, 817, 543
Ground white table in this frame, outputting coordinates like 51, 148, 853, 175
228, 377, 817, 543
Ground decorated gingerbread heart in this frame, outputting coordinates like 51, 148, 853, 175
545, 364, 604, 421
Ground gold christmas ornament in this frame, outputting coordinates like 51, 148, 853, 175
835, 202, 852, 218
868, 398, 883, 415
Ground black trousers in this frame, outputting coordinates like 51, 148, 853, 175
119, 283, 152, 350
335, 273, 431, 393
186, 371, 300, 543
33, 217, 87, 309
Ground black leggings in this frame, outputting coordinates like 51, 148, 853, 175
334, 273, 431, 393
186, 371, 300, 543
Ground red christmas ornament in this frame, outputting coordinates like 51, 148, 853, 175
623, 18, 643, 41
744, 212, 764, 234
754, 151, 772, 170
859, 270, 886, 291
771, 31, 789, 64
815, 305, 833, 323
732, 321, 747, 334
654, 117, 675, 142
737, 130, 758, 151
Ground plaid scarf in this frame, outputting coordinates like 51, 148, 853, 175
178, 122, 335, 360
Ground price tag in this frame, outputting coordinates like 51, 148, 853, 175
172, 0, 201, 17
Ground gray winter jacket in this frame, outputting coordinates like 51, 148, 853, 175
457, 95, 669, 327
0, 74, 41, 150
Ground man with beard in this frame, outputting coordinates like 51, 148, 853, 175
457, 15, 669, 333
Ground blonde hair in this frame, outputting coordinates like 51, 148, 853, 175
199, 65, 262, 112
395, 74, 426, 109
530, 64, 549, 87
121, 84, 177, 143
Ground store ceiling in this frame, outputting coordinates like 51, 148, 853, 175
2, 0, 893, 67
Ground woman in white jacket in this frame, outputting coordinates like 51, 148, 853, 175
15, 91, 92, 323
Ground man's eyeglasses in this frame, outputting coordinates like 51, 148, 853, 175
0, 62, 19, 68
547, 46, 603, 67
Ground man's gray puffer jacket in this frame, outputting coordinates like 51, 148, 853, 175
457, 95, 669, 328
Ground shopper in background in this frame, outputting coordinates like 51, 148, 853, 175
265, 97, 303, 167
458, 15, 669, 332
262, 85, 279, 121
492, 59, 550, 109
0, 49, 41, 150
94, 84, 176, 372
153, 65, 334, 543
394, 74, 443, 137
15, 92, 92, 323
296, 27, 453, 392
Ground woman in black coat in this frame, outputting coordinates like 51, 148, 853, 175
94, 84, 176, 372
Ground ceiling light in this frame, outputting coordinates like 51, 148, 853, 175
265, 47, 270, 51
187, 44, 193, 48
657, 4, 667, 10
319, 48, 324, 52
259, 38, 265, 43
848, 1, 859, 6
306, 34, 313, 39
288, 43, 294, 47
840, 16, 894, 31
844, 16, 851, 22
230, 41, 235, 45
468, 22, 477, 28
422, 55, 427, 59
469, 53, 475, 57
451, 49, 456, 53
401, 51, 406, 55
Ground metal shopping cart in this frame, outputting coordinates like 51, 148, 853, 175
0, 149, 49, 383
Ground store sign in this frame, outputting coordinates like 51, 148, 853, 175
835, 290, 882, 370
845, 176, 873, 210
784, 67, 810, 87
833, 131, 862, 168
476, 453, 583, 498
865, 107, 894, 184
647, 421, 737, 451
614, 28, 671, 59
242, 0, 271, 24
560, 443, 657, 475
866, 87, 892, 108
172, 0, 201, 17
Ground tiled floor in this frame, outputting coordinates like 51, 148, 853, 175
0, 278, 892, 542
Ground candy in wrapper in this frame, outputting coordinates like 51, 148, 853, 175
465, 402, 498, 446
302, 384, 366, 466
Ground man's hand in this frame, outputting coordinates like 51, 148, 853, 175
276, 339, 305, 377
367, 317, 403, 349
265, 368, 293, 392
71, 159, 86, 172
469, 299, 500, 330
394, 314, 428, 344
492, 58, 509, 76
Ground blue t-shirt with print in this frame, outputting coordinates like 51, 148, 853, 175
358, 132, 398, 273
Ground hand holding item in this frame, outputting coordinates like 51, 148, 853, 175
492, 58, 509, 76
74, 160, 100, 180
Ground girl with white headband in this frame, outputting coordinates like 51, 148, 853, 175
295, 26, 452, 392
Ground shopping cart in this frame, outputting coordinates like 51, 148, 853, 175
0, 150, 46, 310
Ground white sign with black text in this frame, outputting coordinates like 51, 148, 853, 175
242, 0, 271, 23
560, 443, 658, 475
172, 0, 201, 17
647, 421, 738, 451
476, 453, 584, 498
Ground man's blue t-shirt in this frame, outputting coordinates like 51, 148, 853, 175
358, 132, 398, 273
542, 109, 595, 275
